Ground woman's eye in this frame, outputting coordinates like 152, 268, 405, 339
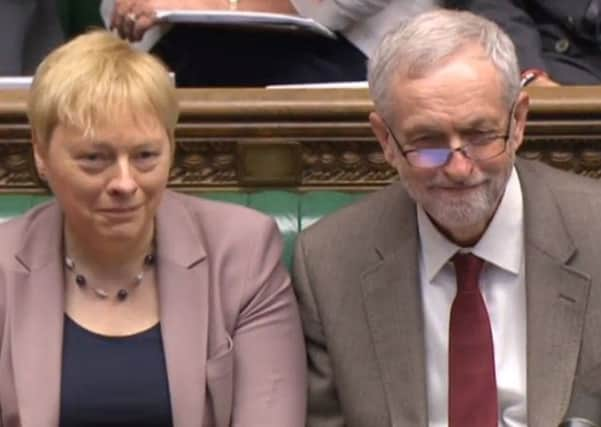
85, 153, 101, 161
80, 152, 106, 162
136, 151, 158, 161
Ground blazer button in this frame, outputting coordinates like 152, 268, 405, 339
567, 16, 575, 28
555, 38, 570, 53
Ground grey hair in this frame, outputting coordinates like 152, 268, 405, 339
367, 9, 521, 124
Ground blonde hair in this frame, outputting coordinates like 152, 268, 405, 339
28, 30, 178, 149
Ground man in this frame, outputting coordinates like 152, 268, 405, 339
453, 0, 601, 85
293, 9, 601, 427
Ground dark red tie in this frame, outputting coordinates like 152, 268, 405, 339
449, 253, 498, 427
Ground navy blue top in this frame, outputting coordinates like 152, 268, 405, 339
59, 316, 173, 427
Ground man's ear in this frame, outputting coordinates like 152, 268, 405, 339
510, 90, 530, 152
369, 111, 398, 166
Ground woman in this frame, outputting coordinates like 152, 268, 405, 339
0, 30, 306, 426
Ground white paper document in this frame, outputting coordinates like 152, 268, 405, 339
155, 9, 336, 39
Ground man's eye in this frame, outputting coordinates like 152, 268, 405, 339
411, 136, 446, 148
465, 132, 499, 145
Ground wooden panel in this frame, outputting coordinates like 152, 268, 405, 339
1, 86, 601, 192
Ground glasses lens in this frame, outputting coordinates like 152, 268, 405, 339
467, 139, 506, 161
408, 148, 451, 168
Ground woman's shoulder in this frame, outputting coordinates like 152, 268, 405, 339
158, 191, 283, 259
162, 190, 277, 232
0, 200, 58, 262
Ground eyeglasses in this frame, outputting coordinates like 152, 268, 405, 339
384, 105, 516, 169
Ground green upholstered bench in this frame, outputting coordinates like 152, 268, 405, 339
0, 191, 366, 269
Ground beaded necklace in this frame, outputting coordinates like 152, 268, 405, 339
64, 253, 155, 302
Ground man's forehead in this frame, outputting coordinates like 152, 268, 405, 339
401, 42, 497, 83
392, 55, 504, 110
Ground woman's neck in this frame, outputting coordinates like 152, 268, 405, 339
63, 222, 155, 284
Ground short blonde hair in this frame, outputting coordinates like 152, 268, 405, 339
28, 30, 178, 149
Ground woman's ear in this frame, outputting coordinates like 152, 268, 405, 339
31, 132, 48, 180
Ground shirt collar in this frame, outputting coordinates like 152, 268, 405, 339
417, 167, 524, 282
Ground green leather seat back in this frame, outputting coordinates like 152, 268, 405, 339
0, 191, 365, 269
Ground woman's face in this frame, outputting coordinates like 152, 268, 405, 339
34, 111, 172, 244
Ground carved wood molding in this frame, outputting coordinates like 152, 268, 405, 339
2, 87, 601, 192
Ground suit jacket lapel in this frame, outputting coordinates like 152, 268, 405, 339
12, 202, 64, 427
517, 161, 591, 426
155, 191, 209, 427
360, 187, 428, 427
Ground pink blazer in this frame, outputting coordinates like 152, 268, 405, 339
0, 190, 307, 427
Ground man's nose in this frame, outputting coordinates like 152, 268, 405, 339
443, 141, 474, 181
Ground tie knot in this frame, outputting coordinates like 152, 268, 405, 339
452, 252, 484, 293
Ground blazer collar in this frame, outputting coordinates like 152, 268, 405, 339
154, 190, 210, 427
10, 202, 64, 426
360, 184, 429, 426
516, 160, 590, 426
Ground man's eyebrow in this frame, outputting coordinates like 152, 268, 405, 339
403, 123, 444, 138
458, 117, 500, 130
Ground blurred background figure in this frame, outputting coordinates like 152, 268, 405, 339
453, 0, 601, 86
0, 0, 64, 75
102, 0, 441, 86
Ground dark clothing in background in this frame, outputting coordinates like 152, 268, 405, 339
0, 0, 64, 75
453, 0, 601, 84
151, 26, 367, 87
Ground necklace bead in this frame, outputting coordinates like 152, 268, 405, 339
117, 289, 129, 301
75, 274, 86, 287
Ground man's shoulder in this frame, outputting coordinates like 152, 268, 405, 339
518, 158, 601, 197
299, 182, 413, 250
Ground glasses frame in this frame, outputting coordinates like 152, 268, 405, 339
384, 101, 518, 169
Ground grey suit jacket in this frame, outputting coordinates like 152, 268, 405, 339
0, 190, 306, 427
293, 158, 601, 427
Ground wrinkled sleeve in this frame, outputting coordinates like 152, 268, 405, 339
231, 219, 307, 427
291, 0, 391, 31
292, 236, 346, 427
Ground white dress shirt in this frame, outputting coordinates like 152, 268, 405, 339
418, 167, 527, 427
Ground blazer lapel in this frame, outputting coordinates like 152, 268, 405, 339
360, 188, 428, 427
518, 162, 591, 427
155, 192, 209, 427
12, 203, 64, 427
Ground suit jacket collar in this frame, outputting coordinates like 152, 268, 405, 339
12, 190, 211, 427
13, 202, 64, 426
360, 184, 429, 426
155, 191, 210, 427
516, 160, 590, 427
359, 160, 590, 426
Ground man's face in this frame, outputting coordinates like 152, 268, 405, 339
370, 45, 529, 244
